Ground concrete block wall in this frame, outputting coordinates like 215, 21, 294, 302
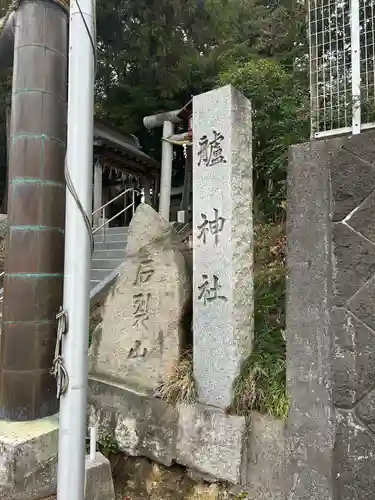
287, 131, 375, 500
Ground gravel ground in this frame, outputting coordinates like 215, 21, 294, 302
38, 454, 244, 499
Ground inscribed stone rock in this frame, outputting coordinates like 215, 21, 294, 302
89, 204, 191, 392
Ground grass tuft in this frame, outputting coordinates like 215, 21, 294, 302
97, 432, 120, 457
156, 351, 197, 406
230, 223, 289, 420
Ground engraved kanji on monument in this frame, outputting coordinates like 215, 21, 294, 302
193, 85, 253, 409
89, 204, 191, 392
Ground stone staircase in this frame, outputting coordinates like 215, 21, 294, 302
91, 226, 128, 290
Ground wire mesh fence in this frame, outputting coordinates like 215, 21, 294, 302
309, 0, 375, 137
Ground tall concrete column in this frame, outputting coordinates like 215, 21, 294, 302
0, 0, 68, 421
93, 161, 102, 227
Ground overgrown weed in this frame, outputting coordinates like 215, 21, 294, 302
230, 223, 289, 420
157, 351, 197, 406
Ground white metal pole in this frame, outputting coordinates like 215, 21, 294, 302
159, 120, 174, 221
57, 0, 95, 498
89, 426, 97, 461
93, 161, 102, 227
351, 0, 361, 135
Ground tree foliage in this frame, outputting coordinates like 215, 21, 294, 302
95, 0, 309, 219
219, 58, 309, 219
95, 0, 231, 155
0, 0, 310, 219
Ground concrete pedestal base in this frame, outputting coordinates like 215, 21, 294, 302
0, 415, 59, 500
85, 452, 115, 500
0, 416, 115, 500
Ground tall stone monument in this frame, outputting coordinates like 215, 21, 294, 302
192, 85, 253, 409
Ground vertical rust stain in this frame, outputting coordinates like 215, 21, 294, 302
0, 0, 68, 421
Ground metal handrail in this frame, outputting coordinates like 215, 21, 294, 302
92, 187, 134, 216
93, 202, 134, 235
92, 187, 139, 246
0, 188, 139, 306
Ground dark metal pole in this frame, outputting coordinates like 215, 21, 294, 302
1, 93, 11, 213
0, 0, 68, 421
181, 145, 192, 217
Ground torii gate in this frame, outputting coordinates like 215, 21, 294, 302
143, 99, 192, 222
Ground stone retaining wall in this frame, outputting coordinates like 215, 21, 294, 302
87, 376, 284, 496
287, 131, 375, 499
